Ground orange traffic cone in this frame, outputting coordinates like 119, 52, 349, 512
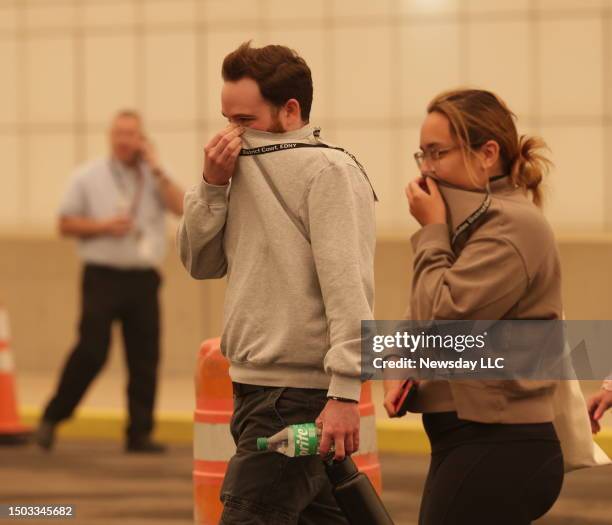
0, 306, 31, 445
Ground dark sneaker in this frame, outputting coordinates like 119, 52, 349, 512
34, 420, 57, 451
125, 438, 167, 454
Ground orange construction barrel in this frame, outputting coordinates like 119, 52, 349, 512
352, 381, 383, 494
193, 338, 233, 524
193, 337, 382, 524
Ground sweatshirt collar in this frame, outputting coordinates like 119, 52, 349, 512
241, 124, 317, 143
436, 174, 514, 238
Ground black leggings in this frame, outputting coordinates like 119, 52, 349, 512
418, 412, 564, 525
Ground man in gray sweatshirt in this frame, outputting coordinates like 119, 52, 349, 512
178, 42, 376, 524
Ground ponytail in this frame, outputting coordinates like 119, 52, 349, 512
510, 135, 552, 208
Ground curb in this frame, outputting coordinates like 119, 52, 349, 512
20, 406, 612, 457
21, 407, 193, 444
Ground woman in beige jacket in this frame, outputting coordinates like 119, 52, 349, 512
384, 89, 564, 525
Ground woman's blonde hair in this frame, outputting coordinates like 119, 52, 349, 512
427, 89, 552, 207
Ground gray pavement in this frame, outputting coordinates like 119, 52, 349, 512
0, 440, 610, 525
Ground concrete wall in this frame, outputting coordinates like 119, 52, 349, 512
2, 233, 612, 377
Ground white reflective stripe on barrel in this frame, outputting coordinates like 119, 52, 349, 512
0, 310, 9, 341
357, 414, 378, 455
193, 413, 378, 462
0, 349, 14, 373
194, 422, 235, 462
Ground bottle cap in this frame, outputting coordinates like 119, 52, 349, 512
256, 437, 268, 451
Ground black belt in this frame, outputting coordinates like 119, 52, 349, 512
232, 382, 277, 397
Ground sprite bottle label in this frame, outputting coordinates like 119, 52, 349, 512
290, 422, 319, 456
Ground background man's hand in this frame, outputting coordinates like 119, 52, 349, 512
102, 215, 133, 237
587, 388, 612, 434
316, 399, 360, 461
203, 125, 244, 186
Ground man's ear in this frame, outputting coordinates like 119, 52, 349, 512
284, 98, 302, 122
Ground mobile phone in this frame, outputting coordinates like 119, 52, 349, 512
393, 379, 418, 418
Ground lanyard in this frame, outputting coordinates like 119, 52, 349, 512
109, 159, 145, 217
433, 174, 508, 248
451, 192, 491, 247
239, 128, 378, 202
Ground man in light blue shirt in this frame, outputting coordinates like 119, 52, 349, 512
36, 110, 183, 453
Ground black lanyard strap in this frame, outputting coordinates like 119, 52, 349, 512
451, 193, 491, 247
239, 131, 378, 202
448, 175, 509, 247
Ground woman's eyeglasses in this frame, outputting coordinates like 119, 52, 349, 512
413, 146, 459, 169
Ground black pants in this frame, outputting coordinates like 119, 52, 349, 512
219, 383, 349, 525
43, 264, 161, 440
418, 412, 564, 525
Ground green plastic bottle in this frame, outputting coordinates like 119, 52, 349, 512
256, 422, 327, 457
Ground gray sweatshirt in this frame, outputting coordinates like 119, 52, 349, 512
177, 125, 376, 401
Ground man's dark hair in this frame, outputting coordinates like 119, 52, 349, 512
222, 41, 313, 122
